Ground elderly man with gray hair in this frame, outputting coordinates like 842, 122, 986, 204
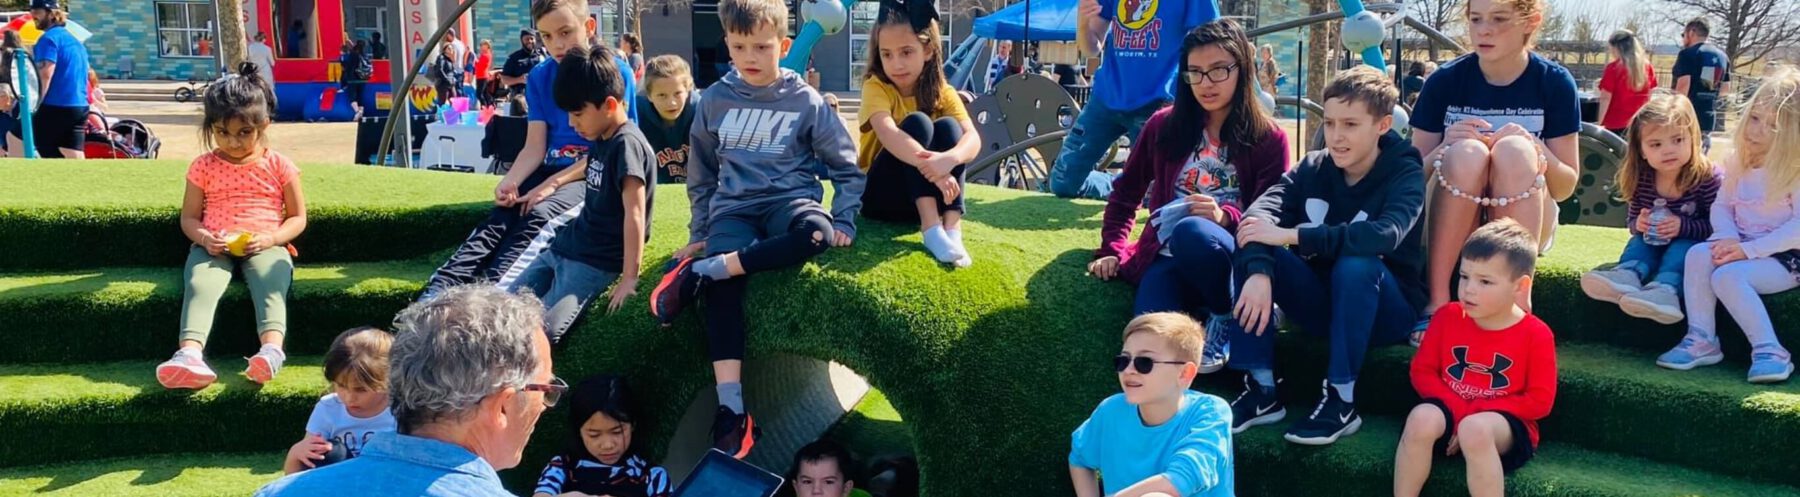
256, 285, 565, 496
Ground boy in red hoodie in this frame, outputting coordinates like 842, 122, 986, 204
1397, 218, 1558, 497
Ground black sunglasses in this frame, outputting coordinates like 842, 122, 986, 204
523, 376, 569, 408
1114, 354, 1189, 374
1180, 63, 1239, 85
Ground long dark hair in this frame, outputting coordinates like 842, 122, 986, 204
864, 9, 946, 117
563, 375, 638, 462
200, 62, 274, 150
1159, 19, 1271, 163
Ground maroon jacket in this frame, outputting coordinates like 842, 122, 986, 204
1096, 107, 1291, 284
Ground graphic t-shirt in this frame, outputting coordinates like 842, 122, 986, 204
1674, 42, 1730, 132
1410, 53, 1581, 141
639, 92, 699, 184
186, 149, 300, 237
1410, 303, 1558, 448
525, 56, 638, 172
551, 122, 656, 272
1174, 133, 1238, 205
1092, 0, 1216, 112
303, 393, 397, 460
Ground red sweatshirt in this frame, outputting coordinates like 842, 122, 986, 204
1410, 303, 1559, 447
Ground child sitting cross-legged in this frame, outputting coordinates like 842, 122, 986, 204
533, 375, 672, 497
1397, 219, 1558, 497
1069, 312, 1233, 497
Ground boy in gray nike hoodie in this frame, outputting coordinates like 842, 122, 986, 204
648, 0, 865, 459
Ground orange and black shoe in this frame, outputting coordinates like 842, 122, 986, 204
650, 257, 701, 327
711, 406, 760, 459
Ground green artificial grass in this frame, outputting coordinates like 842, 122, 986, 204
1206, 340, 1800, 488
4, 163, 1800, 495
1232, 416, 1800, 497
0, 161, 496, 270
0, 453, 283, 497
0, 258, 434, 364
0, 357, 327, 467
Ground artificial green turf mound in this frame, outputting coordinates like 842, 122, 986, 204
2, 160, 1798, 496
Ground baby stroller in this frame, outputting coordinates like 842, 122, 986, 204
82, 111, 161, 159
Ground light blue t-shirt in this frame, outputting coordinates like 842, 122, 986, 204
1070, 391, 1234, 497
254, 432, 513, 497
33, 25, 90, 108
1092, 0, 1216, 112
525, 54, 638, 171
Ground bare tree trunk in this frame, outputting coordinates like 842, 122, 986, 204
216, 0, 248, 69
1304, 0, 1336, 103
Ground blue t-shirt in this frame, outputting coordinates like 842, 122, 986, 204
525, 54, 638, 172
34, 26, 90, 108
1092, 0, 1216, 112
1069, 391, 1234, 497
1410, 53, 1580, 141
1674, 42, 1730, 132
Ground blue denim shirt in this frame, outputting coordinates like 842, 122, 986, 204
255, 432, 514, 497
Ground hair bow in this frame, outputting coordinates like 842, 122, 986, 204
878, 0, 940, 32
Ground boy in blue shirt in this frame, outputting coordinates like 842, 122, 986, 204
419, 0, 635, 300
1051, 0, 1216, 199
1070, 312, 1233, 497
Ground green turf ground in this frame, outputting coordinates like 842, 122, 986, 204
2, 159, 1797, 496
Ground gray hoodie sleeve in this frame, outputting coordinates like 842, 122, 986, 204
810, 92, 866, 240
686, 96, 719, 245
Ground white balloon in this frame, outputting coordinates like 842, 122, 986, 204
802, 0, 849, 36
1341, 11, 1385, 53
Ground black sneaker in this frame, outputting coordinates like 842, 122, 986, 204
1230, 374, 1285, 434
711, 406, 760, 459
650, 257, 701, 326
1283, 380, 1362, 445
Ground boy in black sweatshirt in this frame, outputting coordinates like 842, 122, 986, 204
1227, 66, 1428, 446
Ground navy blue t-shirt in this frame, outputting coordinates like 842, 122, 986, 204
1410, 53, 1581, 141
1674, 42, 1730, 132
550, 122, 656, 272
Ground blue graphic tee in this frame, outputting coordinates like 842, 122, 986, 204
1092, 0, 1217, 112
525, 55, 638, 171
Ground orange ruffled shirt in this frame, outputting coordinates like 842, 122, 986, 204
186, 149, 300, 237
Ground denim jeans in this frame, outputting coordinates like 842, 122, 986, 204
509, 250, 619, 345
1048, 95, 1165, 200
1133, 217, 1236, 318
1617, 236, 1698, 290
1230, 249, 1416, 383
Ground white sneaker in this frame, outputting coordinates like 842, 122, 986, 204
1619, 283, 1685, 325
245, 345, 286, 385
156, 349, 217, 390
1581, 266, 1644, 304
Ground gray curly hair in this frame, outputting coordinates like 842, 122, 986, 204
388, 285, 545, 433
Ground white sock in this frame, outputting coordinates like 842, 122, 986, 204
1332, 381, 1356, 403
923, 225, 958, 263
693, 255, 732, 281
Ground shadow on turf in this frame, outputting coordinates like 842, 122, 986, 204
963, 195, 1104, 232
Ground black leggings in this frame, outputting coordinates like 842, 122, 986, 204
705, 200, 835, 362
860, 112, 966, 224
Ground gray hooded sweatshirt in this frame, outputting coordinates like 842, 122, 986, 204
686, 68, 865, 244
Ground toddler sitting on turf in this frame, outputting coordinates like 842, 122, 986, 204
1397, 219, 1558, 497
1069, 312, 1233, 497
284, 327, 396, 473
156, 62, 308, 390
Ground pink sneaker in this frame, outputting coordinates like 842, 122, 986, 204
156, 349, 217, 390
245, 345, 286, 385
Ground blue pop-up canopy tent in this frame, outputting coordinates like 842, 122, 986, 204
971, 0, 1078, 41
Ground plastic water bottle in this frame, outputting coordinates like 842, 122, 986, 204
1644, 198, 1672, 246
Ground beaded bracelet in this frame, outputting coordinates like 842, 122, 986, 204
1430, 149, 1549, 207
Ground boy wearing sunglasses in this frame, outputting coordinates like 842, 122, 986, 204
1227, 67, 1428, 446
1069, 312, 1233, 497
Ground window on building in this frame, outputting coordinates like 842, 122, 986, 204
848, 2, 952, 88
157, 2, 216, 59
346, 2, 387, 47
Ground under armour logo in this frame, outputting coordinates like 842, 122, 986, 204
1296, 199, 1368, 229
1447, 346, 1514, 389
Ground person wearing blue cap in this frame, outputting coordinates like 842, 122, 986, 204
27, 0, 90, 159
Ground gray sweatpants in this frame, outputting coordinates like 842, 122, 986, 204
180, 245, 293, 346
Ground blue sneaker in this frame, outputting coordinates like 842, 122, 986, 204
1201, 314, 1236, 374
1656, 335, 1724, 370
1748, 348, 1793, 384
